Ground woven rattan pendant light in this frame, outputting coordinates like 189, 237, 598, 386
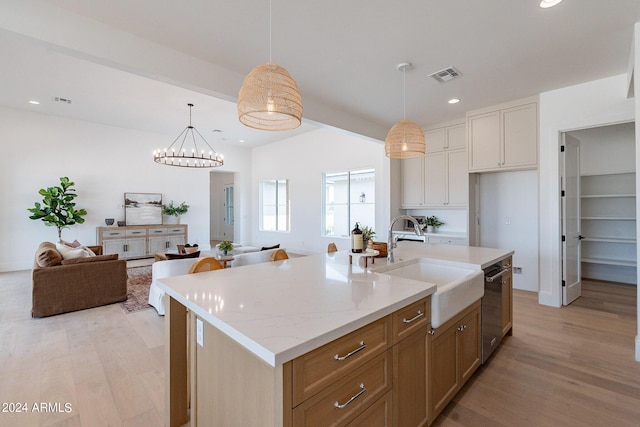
385, 63, 426, 159
238, 0, 302, 131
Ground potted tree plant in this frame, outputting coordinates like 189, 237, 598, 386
27, 176, 88, 240
162, 200, 189, 224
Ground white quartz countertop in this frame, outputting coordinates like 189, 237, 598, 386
392, 241, 514, 270
157, 251, 436, 367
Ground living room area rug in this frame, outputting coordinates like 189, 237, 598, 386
120, 265, 153, 313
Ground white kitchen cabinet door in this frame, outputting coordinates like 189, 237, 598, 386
424, 153, 447, 206
446, 124, 466, 150
502, 102, 538, 169
447, 150, 468, 206
468, 110, 501, 171
425, 128, 446, 153
401, 156, 424, 207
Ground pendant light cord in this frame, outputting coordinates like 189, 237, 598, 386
269, 0, 272, 62
403, 68, 406, 120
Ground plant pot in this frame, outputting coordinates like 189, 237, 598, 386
427, 226, 435, 233
165, 216, 181, 224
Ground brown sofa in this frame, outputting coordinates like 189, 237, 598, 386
32, 242, 128, 318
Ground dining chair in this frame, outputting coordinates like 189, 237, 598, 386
188, 257, 224, 274
327, 243, 338, 253
269, 249, 289, 262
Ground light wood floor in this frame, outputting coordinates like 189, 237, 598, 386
434, 279, 640, 427
0, 272, 638, 426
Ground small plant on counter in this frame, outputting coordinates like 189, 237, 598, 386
426, 216, 444, 228
361, 225, 376, 243
217, 240, 234, 255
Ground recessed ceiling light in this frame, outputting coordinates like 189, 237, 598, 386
448, 98, 460, 104
540, 0, 563, 8
239, 139, 245, 143
29, 100, 40, 105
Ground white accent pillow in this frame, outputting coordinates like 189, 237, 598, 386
55, 242, 96, 259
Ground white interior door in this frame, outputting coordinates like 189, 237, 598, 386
562, 134, 582, 305
221, 184, 234, 240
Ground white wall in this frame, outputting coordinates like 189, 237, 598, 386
251, 128, 387, 254
539, 74, 635, 307
570, 122, 636, 175
0, 106, 251, 272
479, 171, 539, 292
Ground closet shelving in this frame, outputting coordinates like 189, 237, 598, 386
580, 172, 636, 283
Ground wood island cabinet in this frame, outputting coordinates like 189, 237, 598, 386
501, 256, 513, 337
177, 296, 432, 427
289, 297, 431, 427
428, 300, 481, 424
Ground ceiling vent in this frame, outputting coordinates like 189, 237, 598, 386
53, 96, 72, 104
429, 67, 461, 83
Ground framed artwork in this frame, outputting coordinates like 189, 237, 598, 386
405, 215, 426, 231
124, 193, 162, 225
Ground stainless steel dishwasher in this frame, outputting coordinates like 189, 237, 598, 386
481, 262, 510, 363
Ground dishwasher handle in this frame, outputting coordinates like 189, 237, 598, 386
485, 268, 509, 283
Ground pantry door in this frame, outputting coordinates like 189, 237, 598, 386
562, 133, 582, 305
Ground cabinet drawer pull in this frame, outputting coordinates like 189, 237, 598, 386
402, 310, 424, 324
334, 383, 366, 409
334, 341, 366, 361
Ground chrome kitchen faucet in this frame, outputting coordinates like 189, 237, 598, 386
387, 215, 423, 263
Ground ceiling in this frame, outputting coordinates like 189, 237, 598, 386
1, 0, 639, 147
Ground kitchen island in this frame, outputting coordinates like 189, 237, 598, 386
158, 244, 512, 426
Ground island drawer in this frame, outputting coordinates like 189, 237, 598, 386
392, 296, 431, 344
292, 349, 392, 427
292, 315, 391, 406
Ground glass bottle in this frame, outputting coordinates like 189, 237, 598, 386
351, 222, 363, 253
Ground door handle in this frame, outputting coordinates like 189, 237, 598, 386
578, 235, 584, 240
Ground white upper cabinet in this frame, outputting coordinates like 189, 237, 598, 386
467, 97, 538, 172
401, 121, 468, 208
425, 123, 465, 153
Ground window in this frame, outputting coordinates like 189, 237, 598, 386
260, 179, 289, 231
323, 168, 375, 237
